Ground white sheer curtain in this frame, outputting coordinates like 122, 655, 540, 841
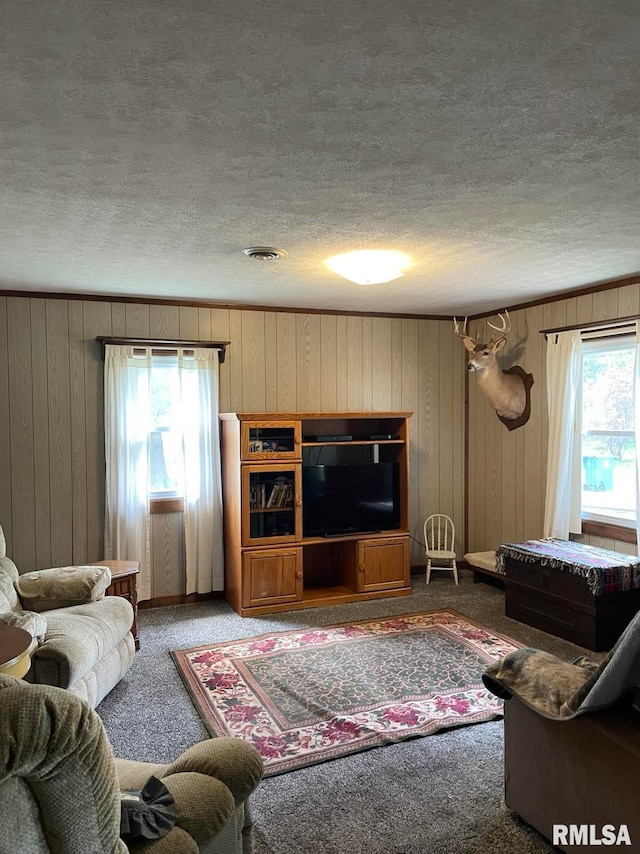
179, 348, 224, 593
635, 321, 640, 553
104, 344, 224, 600
543, 330, 583, 539
104, 345, 153, 600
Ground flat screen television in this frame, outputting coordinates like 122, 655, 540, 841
302, 463, 400, 537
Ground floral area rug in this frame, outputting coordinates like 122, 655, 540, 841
171, 609, 521, 775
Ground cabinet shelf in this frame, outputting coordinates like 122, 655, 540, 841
299, 530, 408, 546
301, 439, 404, 447
250, 506, 293, 514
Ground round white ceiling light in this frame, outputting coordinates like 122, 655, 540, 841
325, 250, 411, 285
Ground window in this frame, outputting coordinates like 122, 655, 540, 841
581, 333, 636, 531
149, 356, 185, 503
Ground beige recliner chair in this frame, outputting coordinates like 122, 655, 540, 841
0, 525, 135, 707
0, 675, 264, 854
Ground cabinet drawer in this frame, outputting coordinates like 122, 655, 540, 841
242, 548, 303, 608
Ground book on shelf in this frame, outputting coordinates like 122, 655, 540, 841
266, 483, 278, 508
266, 478, 291, 508
250, 477, 292, 510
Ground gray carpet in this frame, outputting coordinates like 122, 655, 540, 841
98, 572, 596, 852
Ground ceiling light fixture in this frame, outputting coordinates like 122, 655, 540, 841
241, 246, 287, 261
325, 250, 411, 285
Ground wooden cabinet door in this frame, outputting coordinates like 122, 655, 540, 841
242, 548, 303, 608
241, 463, 302, 546
356, 536, 410, 592
241, 420, 301, 461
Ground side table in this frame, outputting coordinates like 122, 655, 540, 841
92, 560, 140, 650
0, 625, 36, 678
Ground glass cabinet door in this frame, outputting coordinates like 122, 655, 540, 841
241, 421, 301, 461
241, 464, 301, 546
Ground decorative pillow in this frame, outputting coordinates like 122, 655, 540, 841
0, 609, 47, 641
15, 566, 112, 613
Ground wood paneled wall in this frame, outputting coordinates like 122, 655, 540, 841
0, 297, 465, 598
466, 281, 640, 557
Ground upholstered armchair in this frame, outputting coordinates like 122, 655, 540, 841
0, 675, 264, 854
0, 525, 135, 707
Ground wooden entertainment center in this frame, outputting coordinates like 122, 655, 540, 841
219, 411, 412, 617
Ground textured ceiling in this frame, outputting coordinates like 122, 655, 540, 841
2, 0, 639, 316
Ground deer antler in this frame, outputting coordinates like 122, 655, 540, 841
487, 310, 511, 334
453, 316, 473, 340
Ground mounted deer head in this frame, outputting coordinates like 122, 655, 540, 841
454, 311, 534, 430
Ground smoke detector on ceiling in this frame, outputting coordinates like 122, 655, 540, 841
241, 246, 287, 261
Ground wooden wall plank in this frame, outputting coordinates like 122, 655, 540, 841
264, 313, 278, 411
0, 299, 12, 550
418, 320, 438, 554
111, 303, 127, 336
197, 307, 212, 340
69, 301, 88, 564
30, 299, 51, 569
371, 318, 392, 410
401, 319, 420, 562
592, 288, 618, 323
125, 303, 150, 338
391, 319, 403, 411
575, 293, 593, 325
178, 306, 199, 339
466, 318, 479, 548
7, 299, 35, 570
275, 312, 297, 412
437, 320, 454, 520
210, 309, 231, 413
617, 283, 640, 317
227, 311, 244, 411
296, 314, 322, 411
361, 316, 373, 411
346, 316, 363, 411
522, 305, 544, 540
513, 308, 527, 543
452, 329, 465, 554
149, 304, 180, 339
335, 315, 348, 411
241, 311, 266, 412
320, 315, 338, 412
46, 300, 73, 566
82, 301, 112, 561
210, 308, 231, 340
485, 389, 503, 550
151, 512, 184, 598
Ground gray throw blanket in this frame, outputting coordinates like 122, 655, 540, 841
482, 610, 640, 719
